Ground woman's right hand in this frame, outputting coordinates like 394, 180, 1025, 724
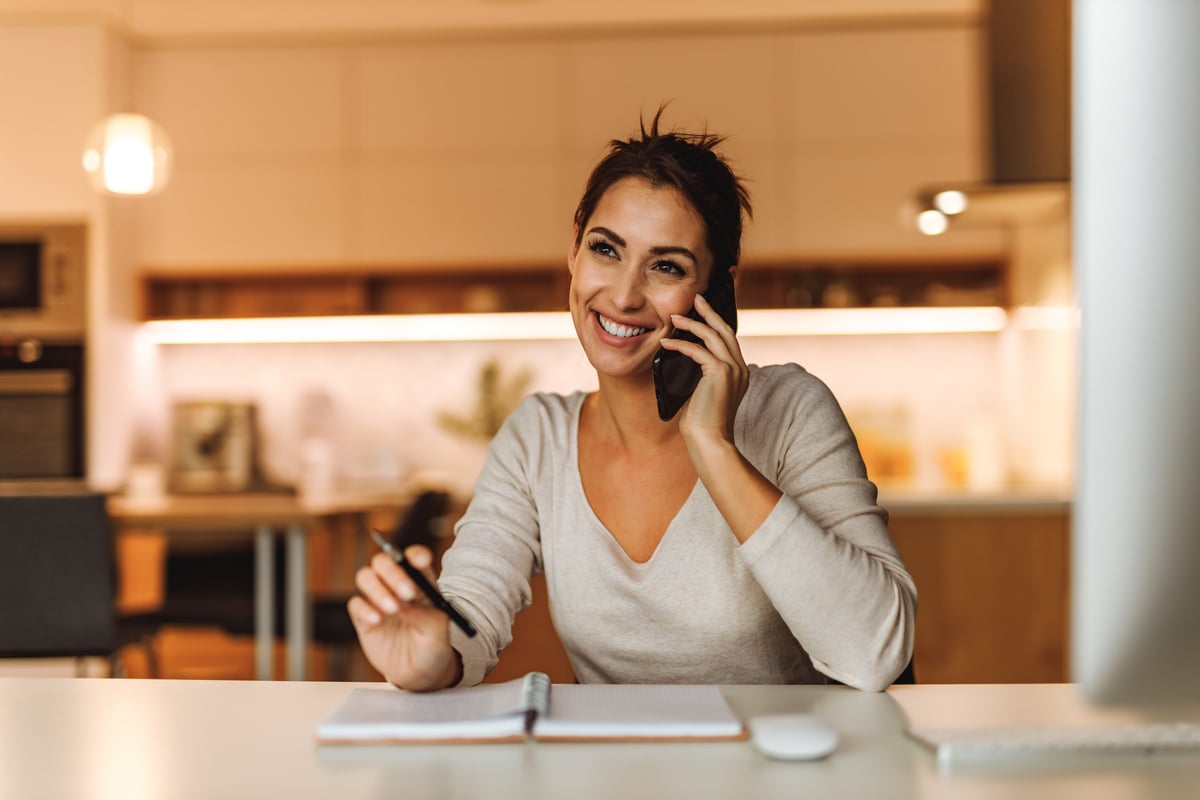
347, 545, 463, 691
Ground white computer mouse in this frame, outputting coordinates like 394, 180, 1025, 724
748, 713, 839, 761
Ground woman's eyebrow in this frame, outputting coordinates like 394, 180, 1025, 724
587, 227, 698, 263
586, 226, 625, 247
648, 245, 698, 263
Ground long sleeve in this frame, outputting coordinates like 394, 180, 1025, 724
437, 398, 549, 687
732, 364, 917, 691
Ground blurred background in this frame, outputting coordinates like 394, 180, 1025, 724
1, 0, 1075, 684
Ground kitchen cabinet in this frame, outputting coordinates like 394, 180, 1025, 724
124, 21, 1004, 322
888, 504, 1071, 684
139, 255, 1004, 320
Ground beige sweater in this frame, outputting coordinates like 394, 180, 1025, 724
440, 364, 917, 691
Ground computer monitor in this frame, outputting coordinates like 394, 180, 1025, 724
1071, 0, 1200, 715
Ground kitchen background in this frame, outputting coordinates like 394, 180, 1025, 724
0, 0, 1074, 500
1, 0, 1075, 682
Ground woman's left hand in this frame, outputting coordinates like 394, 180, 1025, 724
661, 294, 782, 543
658, 293, 750, 448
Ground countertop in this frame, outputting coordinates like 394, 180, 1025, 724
878, 485, 1071, 514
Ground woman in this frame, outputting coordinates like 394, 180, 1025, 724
349, 111, 916, 692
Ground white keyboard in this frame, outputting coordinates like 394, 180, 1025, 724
909, 722, 1200, 768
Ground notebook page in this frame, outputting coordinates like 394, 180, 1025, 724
533, 684, 744, 740
317, 679, 528, 742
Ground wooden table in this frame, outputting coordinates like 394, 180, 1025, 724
108, 490, 408, 680
2, 679, 1197, 799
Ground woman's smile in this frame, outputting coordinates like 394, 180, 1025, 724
595, 311, 650, 341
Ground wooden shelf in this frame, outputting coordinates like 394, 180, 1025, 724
140, 257, 1005, 320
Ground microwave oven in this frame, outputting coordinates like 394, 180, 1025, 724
0, 222, 87, 340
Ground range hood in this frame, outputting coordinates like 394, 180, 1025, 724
914, 0, 1071, 233
989, 0, 1071, 184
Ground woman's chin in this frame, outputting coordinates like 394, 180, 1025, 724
589, 356, 656, 383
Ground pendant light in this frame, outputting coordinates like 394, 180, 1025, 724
81, 113, 174, 196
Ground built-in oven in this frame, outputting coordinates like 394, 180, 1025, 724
0, 338, 85, 480
0, 222, 88, 481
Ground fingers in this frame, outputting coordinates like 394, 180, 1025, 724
666, 295, 734, 348
660, 297, 749, 438
354, 556, 403, 616
402, 544, 437, 581
347, 594, 383, 628
663, 314, 740, 371
694, 293, 735, 336
348, 542, 458, 691
350, 544, 443, 627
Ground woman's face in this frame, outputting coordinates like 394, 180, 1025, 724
568, 176, 713, 380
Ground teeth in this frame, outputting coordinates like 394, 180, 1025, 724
598, 314, 648, 339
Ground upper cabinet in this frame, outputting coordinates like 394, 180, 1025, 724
132, 21, 1013, 318
140, 255, 1004, 319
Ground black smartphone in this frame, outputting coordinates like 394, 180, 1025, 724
651, 271, 738, 421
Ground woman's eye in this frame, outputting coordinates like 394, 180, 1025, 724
588, 240, 617, 258
652, 260, 686, 277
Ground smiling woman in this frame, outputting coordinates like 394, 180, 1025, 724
346, 109, 917, 693
567, 177, 711, 379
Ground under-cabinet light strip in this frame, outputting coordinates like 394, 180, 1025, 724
141, 307, 1009, 345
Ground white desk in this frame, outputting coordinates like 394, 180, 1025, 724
1, 680, 1196, 799
108, 491, 407, 680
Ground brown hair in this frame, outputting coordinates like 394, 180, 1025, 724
572, 105, 752, 281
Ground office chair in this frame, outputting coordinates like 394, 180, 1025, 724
824, 658, 916, 688
0, 492, 140, 675
315, 489, 451, 644
894, 659, 917, 685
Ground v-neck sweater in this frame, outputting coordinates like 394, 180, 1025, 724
439, 363, 917, 691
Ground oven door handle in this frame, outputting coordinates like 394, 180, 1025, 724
0, 370, 74, 394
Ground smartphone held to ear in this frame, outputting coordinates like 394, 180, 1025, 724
652, 272, 738, 421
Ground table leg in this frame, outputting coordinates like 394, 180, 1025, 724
286, 524, 309, 681
354, 514, 368, 583
254, 526, 274, 681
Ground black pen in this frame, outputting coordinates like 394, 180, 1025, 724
370, 528, 477, 638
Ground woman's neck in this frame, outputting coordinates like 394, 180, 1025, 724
587, 373, 680, 448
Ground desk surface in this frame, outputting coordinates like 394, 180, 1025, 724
2, 680, 1197, 799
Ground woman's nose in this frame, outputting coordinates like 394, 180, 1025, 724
610, 267, 646, 310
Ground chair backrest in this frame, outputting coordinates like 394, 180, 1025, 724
390, 490, 451, 551
0, 492, 117, 658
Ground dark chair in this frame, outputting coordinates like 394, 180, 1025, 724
894, 659, 917, 685
824, 657, 916, 688
0, 492, 140, 675
311, 489, 451, 644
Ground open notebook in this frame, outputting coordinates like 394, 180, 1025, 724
316, 672, 746, 744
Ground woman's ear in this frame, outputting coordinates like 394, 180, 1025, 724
567, 227, 580, 275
